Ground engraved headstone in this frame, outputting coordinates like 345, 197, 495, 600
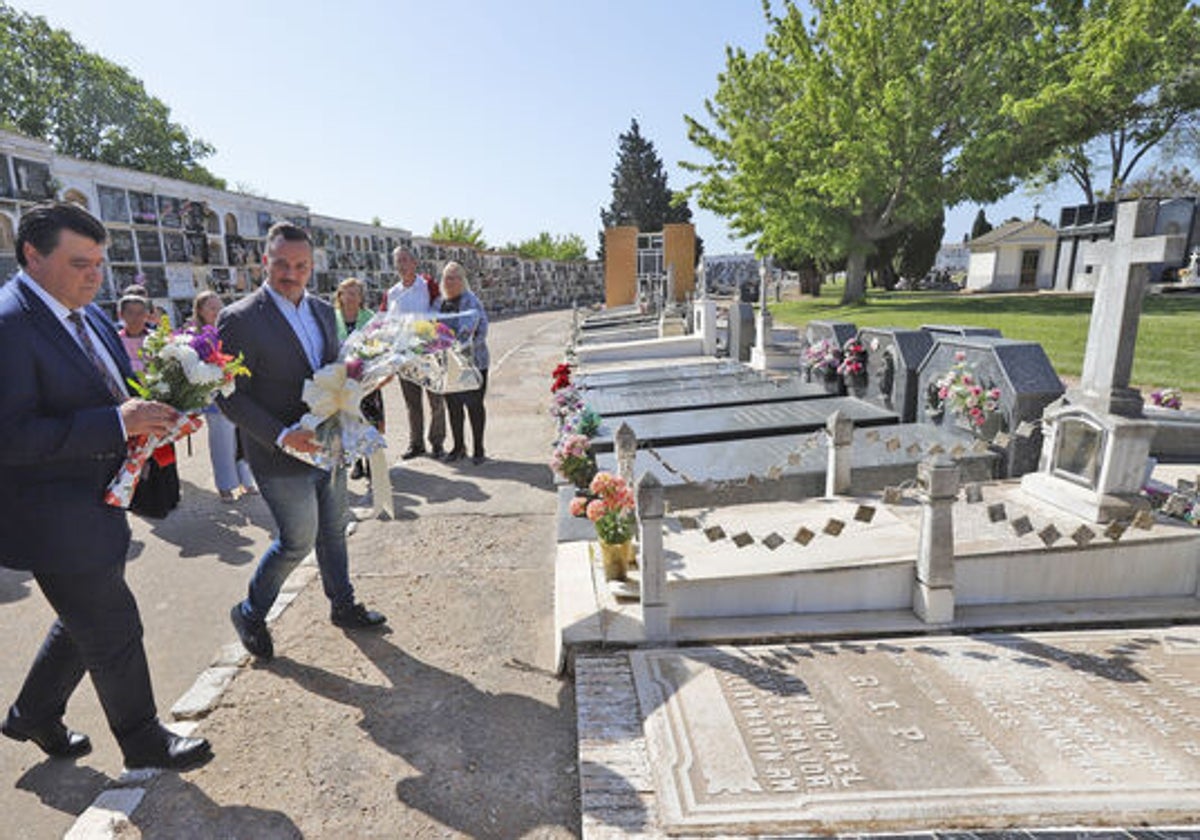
858, 327, 935, 422
631, 629, 1200, 834
917, 334, 1064, 476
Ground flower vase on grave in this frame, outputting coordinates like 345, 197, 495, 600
598, 539, 635, 582
844, 373, 868, 398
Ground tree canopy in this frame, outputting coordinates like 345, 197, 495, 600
684, 0, 1195, 303
504, 232, 589, 261
600, 118, 701, 261
0, 5, 223, 188
1019, 0, 1199, 204
429, 217, 487, 249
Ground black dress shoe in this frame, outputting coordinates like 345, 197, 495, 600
401, 446, 425, 460
124, 729, 213, 772
230, 604, 274, 661
472, 452, 486, 465
349, 459, 366, 480
443, 448, 465, 463
430, 446, 445, 459
2, 719, 92, 759
331, 602, 388, 629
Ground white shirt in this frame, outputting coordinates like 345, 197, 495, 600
263, 284, 324, 371
19, 272, 128, 397
387, 277, 434, 316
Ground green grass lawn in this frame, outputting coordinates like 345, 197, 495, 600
769, 283, 1200, 394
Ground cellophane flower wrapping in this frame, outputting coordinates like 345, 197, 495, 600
934, 351, 1002, 429
340, 309, 481, 395
289, 309, 481, 469
106, 320, 250, 507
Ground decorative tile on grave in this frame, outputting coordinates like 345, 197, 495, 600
766, 466, 783, 480
1015, 420, 1037, 438
865, 429, 880, 442
987, 502, 1007, 523
886, 436, 901, 451
761, 533, 785, 551
823, 518, 845, 536
992, 431, 1012, 450
1105, 521, 1127, 541
928, 444, 944, 455
731, 531, 755, 548
950, 444, 966, 458
853, 505, 876, 523
1038, 524, 1062, 546
971, 439, 991, 454
793, 526, 815, 546
677, 515, 701, 530
964, 483, 984, 504
906, 443, 922, 456
1011, 515, 1034, 536
786, 452, 801, 466
882, 486, 903, 505
1071, 525, 1096, 546
704, 525, 727, 542
1131, 509, 1155, 530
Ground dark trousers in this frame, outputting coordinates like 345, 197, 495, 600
446, 369, 488, 457
399, 377, 445, 451
7, 563, 158, 749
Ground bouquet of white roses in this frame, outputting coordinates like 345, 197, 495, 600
105, 320, 250, 507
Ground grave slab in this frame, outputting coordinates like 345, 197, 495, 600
596, 424, 997, 507
589, 397, 897, 453
584, 376, 827, 417
630, 628, 1200, 835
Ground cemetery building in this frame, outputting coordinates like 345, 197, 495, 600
0, 129, 604, 322
964, 217, 1057, 292
603, 223, 696, 307
1053, 197, 1199, 291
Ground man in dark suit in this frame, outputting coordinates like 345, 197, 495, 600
0, 202, 211, 771
218, 222, 385, 662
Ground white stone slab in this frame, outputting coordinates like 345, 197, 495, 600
631, 629, 1200, 835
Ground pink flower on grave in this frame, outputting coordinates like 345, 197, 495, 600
989, 388, 1001, 400
938, 386, 949, 399
954, 351, 967, 362
569, 496, 587, 517
970, 386, 983, 396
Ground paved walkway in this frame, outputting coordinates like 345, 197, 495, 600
3, 309, 579, 839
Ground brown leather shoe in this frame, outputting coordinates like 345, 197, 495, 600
2, 719, 92, 759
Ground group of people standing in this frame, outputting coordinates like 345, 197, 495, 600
0, 202, 490, 774
338, 246, 491, 467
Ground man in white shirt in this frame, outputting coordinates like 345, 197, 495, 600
387, 246, 446, 459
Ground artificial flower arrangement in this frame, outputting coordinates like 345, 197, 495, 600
803, 338, 842, 380
561, 406, 602, 439
550, 432, 596, 488
551, 362, 572, 392
105, 319, 250, 507
933, 351, 1003, 430
1150, 388, 1183, 410
837, 337, 868, 381
550, 384, 586, 429
569, 471, 637, 545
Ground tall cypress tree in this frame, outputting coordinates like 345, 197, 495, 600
599, 119, 700, 260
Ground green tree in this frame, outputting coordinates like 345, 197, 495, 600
684, 0, 1167, 304
505, 232, 589, 261
0, 5, 223, 188
1020, 0, 1198, 203
600, 118, 702, 262
1112, 164, 1200, 199
970, 209, 994, 241
430, 217, 486, 249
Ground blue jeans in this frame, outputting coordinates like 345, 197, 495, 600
206, 410, 256, 493
238, 466, 354, 624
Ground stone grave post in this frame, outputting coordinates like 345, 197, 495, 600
825, 410, 854, 496
914, 456, 959, 623
615, 422, 637, 487
637, 473, 668, 640
728, 290, 756, 362
1074, 199, 1186, 417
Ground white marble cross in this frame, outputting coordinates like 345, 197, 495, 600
1075, 199, 1186, 416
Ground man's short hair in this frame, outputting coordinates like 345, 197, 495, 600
265, 221, 312, 249
16, 202, 107, 267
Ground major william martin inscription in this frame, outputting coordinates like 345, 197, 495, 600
630, 629, 1200, 833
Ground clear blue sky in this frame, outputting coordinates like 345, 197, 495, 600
14, 0, 1079, 255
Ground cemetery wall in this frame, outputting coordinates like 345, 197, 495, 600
0, 129, 604, 323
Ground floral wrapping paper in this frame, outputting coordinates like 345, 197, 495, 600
104, 413, 205, 508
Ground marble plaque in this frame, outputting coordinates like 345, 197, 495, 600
632, 629, 1200, 834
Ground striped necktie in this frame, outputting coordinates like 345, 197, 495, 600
68, 310, 126, 402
